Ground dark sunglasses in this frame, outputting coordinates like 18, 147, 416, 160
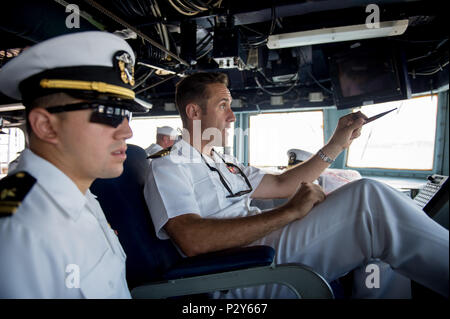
201, 150, 253, 198
46, 102, 132, 128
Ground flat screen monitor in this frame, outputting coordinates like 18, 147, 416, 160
329, 42, 411, 109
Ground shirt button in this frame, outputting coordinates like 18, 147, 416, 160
108, 281, 114, 289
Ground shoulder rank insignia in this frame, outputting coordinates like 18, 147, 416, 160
0, 171, 36, 218
147, 147, 172, 159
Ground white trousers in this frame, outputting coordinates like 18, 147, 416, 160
214, 178, 449, 298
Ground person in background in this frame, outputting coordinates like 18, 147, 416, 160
145, 126, 177, 156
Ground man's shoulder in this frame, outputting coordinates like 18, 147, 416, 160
149, 143, 197, 164
145, 143, 163, 156
0, 171, 37, 219
147, 146, 173, 160
0, 172, 53, 259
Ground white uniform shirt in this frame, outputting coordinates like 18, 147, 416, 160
145, 143, 163, 157
144, 140, 449, 299
0, 149, 131, 298
144, 139, 265, 240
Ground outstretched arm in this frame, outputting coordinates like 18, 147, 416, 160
251, 112, 367, 200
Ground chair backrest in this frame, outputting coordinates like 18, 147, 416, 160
90, 144, 182, 289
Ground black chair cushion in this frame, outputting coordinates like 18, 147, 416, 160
164, 245, 275, 280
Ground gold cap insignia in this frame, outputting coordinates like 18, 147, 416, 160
115, 51, 135, 86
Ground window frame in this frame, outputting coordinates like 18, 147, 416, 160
336, 92, 447, 179
0, 126, 26, 178
246, 109, 325, 168
127, 115, 183, 150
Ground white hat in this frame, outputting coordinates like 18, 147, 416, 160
157, 126, 177, 136
287, 148, 313, 165
0, 31, 151, 112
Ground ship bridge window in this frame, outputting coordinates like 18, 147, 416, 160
249, 111, 324, 168
0, 127, 26, 178
346, 95, 438, 170
127, 116, 183, 150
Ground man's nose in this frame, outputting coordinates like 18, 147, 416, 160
115, 118, 133, 140
228, 107, 236, 122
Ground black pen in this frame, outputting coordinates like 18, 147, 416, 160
363, 108, 397, 125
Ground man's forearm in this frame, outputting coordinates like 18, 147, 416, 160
286, 144, 340, 180
251, 113, 365, 200
165, 205, 300, 257
251, 145, 341, 200
273, 142, 343, 197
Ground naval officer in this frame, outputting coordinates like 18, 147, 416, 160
144, 72, 449, 298
145, 126, 177, 156
0, 31, 149, 298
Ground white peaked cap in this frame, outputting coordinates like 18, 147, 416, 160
157, 126, 177, 136
0, 31, 150, 112
287, 149, 313, 162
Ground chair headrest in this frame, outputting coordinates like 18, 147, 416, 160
121, 144, 149, 186
90, 144, 182, 289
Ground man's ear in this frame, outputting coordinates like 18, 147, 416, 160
185, 103, 202, 120
27, 108, 59, 144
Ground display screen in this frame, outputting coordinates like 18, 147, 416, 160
329, 43, 410, 109
336, 52, 399, 98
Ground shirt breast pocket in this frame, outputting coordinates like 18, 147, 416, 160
192, 176, 223, 217
80, 249, 127, 299
108, 228, 127, 261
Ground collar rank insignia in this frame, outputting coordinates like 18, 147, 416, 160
114, 51, 135, 86
227, 165, 238, 174
0, 171, 36, 218
147, 147, 173, 159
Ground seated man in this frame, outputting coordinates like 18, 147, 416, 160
144, 72, 449, 298
145, 126, 178, 156
0, 31, 148, 298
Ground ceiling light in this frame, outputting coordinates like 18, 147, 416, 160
0, 104, 25, 112
270, 96, 284, 106
267, 20, 409, 49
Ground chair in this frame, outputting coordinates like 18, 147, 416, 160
90, 144, 334, 299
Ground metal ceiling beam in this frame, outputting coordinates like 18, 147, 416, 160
189, 0, 425, 28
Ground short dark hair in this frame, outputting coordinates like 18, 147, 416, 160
175, 72, 228, 127
24, 93, 80, 136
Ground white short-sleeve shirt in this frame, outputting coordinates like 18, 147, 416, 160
145, 143, 163, 157
144, 139, 265, 240
0, 149, 131, 298
144, 140, 450, 299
